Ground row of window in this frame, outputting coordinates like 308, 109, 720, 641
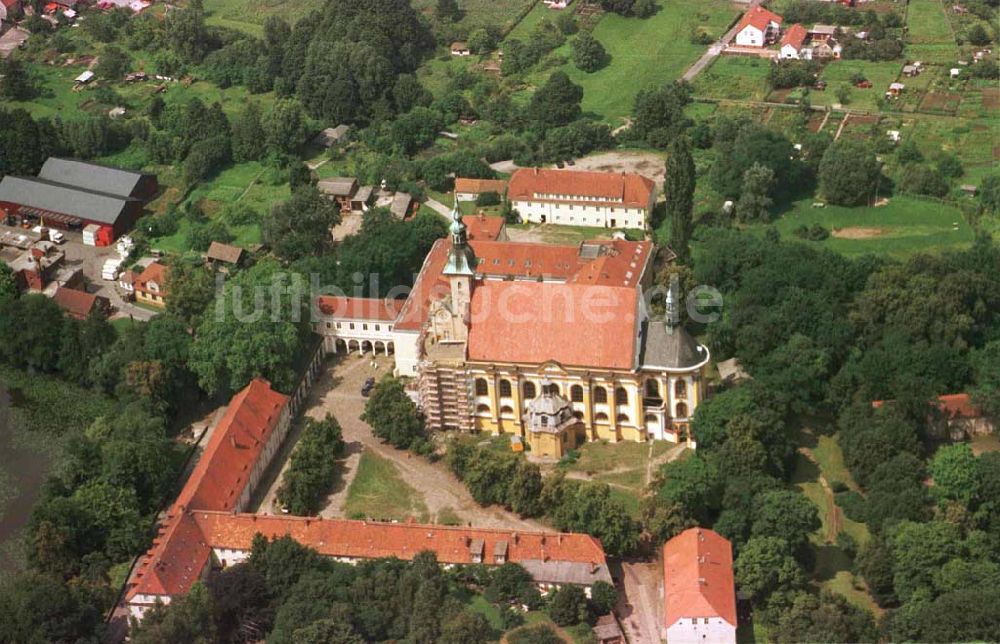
475, 405, 691, 423
327, 321, 391, 332
474, 378, 688, 403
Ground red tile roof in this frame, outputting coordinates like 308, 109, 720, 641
127, 378, 289, 602
781, 23, 808, 49
52, 286, 106, 320
663, 528, 737, 628
937, 393, 981, 419
737, 6, 783, 33
393, 238, 652, 333
192, 511, 607, 568
316, 296, 404, 322
177, 378, 289, 512
126, 511, 211, 602
463, 214, 506, 241
134, 261, 168, 297
508, 168, 655, 209
467, 281, 638, 370
455, 178, 507, 195
393, 239, 452, 331
1, 0, 20, 9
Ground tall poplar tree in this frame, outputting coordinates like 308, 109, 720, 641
664, 136, 695, 263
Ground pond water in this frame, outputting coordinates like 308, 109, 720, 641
0, 382, 53, 573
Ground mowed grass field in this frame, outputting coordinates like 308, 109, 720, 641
905, 0, 960, 63
203, 0, 324, 36
512, 0, 738, 122
412, 0, 536, 33
692, 56, 773, 102
761, 195, 974, 258
343, 451, 429, 522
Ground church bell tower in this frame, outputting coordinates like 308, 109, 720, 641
441, 201, 477, 341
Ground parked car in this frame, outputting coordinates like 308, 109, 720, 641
361, 377, 376, 397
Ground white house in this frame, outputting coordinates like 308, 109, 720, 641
663, 528, 738, 644
734, 6, 783, 47
779, 23, 809, 59
507, 167, 656, 230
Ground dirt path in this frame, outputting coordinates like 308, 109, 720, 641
267, 354, 548, 530
798, 446, 841, 543
619, 560, 662, 644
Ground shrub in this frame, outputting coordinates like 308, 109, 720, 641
835, 490, 867, 523
475, 191, 501, 207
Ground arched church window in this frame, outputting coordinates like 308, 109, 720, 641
499, 379, 512, 398
593, 386, 608, 404
570, 385, 584, 402
523, 382, 537, 399
474, 378, 488, 396
615, 387, 628, 406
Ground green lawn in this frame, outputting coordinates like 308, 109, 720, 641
513, 0, 738, 122
203, 0, 325, 36
905, 0, 960, 64
343, 451, 429, 522
412, 0, 536, 33
693, 57, 774, 102
760, 195, 974, 258
815, 60, 904, 111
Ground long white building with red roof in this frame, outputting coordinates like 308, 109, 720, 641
125, 377, 612, 622
662, 528, 738, 644
508, 167, 656, 230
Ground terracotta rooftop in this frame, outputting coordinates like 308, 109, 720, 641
52, 286, 105, 320
663, 528, 737, 628
462, 214, 506, 241
193, 511, 608, 571
937, 393, 981, 419
127, 378, 289, 602
737, 5, 783, 33
392, 238, 652, 333
177, 378, 289, 512
467, 281, 638, 370
455, 178, 507, 196
316, 296, 404, 322
134, 261, 168, 295
508, 168, 655, 209
781, 23, 808, 49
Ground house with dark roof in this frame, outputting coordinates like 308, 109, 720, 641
0, 158, 156, 244
205, 241, 245, 271
663, 528, 737, 644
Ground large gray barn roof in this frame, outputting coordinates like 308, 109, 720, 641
39, 157, 148, 198
0, 176, 132, 225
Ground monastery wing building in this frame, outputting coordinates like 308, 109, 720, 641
315, 204, 710, 457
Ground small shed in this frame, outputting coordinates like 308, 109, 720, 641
887, 130, 901, 142
390, 192, 413, 219
901, 64, 919, 77
206, 241, 245, 269
311, 125, 350, 148
950, 68, 962, 78
887, 82, 905, 97
593, 615, 624, 644
450, 41, 470, 56
74, 70, 94, 85
960, 184, 977, 196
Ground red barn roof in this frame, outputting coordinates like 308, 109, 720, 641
663, 528, 737, 628
736, 5, 783, 33
781, 23, 808, 50
508, 168, 654, 209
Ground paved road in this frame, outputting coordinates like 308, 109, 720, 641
424, 197, 452, 218
681, 0, 764, 81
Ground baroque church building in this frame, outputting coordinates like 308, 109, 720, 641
315, 207, 710, 457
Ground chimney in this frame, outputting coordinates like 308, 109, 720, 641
698, 577, 706, 585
